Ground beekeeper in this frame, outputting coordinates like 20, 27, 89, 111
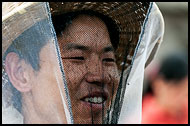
2, 2, 164, 124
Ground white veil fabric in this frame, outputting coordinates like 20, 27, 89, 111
2, 2, 164, 124
2, 2, 73, 124
118, 3, 165, 124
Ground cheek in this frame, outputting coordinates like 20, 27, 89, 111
105, 65, 119, 84
33, 66, 55, 96
104, 66, 120, 101
62, 61, 86, 93
31, 67, 67, 121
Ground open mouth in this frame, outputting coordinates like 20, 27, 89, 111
83, 97, 105, 104
80, 92, 108, 104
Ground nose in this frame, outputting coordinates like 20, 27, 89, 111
85, 54, 110, 86
85, 73, 103, 86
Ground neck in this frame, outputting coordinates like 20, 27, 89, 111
22, 93, 48, 124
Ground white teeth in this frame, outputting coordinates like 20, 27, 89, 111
84, 97, 104, 104
90, 97, 93, 102
94, 97, 97, 103
98, 97, 102, 103
85, 98, 89, 102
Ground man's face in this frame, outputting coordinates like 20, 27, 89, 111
58, 15, 119, 124
5, 41, 69, 123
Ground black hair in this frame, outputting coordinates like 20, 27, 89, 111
4, 19, 52, 70
158, 52, 188, 82
52, 10, 119, 50
144, 52, 188, 96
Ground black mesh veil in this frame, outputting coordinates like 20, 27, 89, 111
2, 2, 164, 124
49, 2, 150, 124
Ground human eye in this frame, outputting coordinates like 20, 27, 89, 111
62, 56, 85, 65
61, 49, 86, 64
71, 57, 85, 65
68, 56, 85, 60
102, 52, 116, 66
102, 58, 115, 62
62, 56, 85, 60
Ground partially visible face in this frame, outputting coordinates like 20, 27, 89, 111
24, 42, 68, 123
57, 15, 120, 124
164, 77, 188, 112
155, 76, 188, 115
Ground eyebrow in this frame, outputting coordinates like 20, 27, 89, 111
103, 46, 114, 53
64, 43, 90, 51
63, 43, 114, 53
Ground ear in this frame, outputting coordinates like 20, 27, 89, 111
5, 52, 32, 92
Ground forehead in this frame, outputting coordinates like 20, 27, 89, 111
59, 15, 112, 48
68, 15, 107, 32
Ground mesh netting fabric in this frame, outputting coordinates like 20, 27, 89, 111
49, 2, 150, 124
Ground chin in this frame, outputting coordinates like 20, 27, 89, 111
73, 109, 104, 124
74, 118, 103, 124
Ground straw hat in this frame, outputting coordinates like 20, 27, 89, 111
2, 2, 49, 57
49, 2, 150, 70
2, 2, 151, 70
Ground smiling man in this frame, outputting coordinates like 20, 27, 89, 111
2, 2, 165, 124
53, 12, 120, 123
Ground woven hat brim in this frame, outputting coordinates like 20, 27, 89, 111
2, 2, 150, 70
49, 2, 150, 70
2, 2, 48, 57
